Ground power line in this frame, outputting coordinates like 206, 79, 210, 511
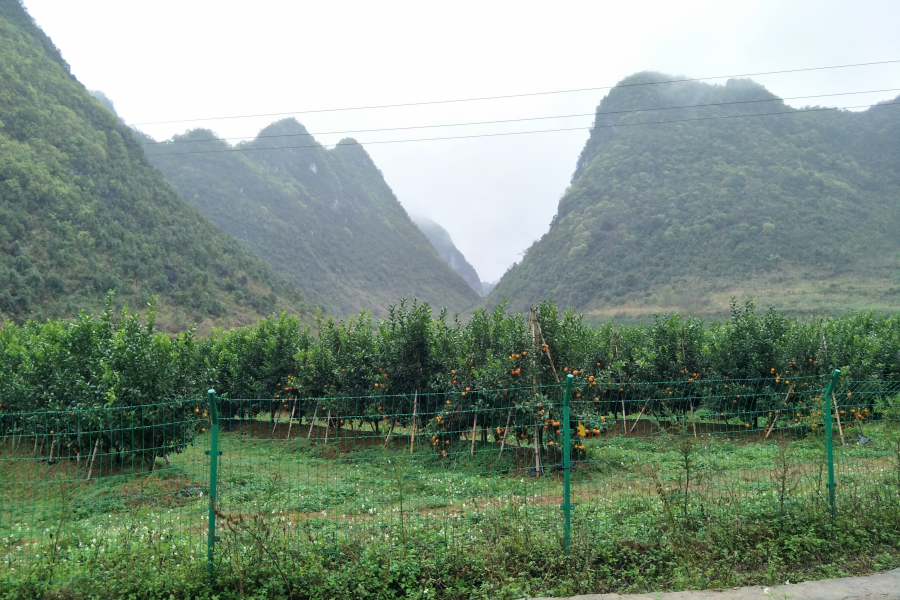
131, 59, 900, 127
138, 88, 900, 146
142, 101, 899, 157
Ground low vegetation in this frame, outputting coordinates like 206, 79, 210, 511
3, 391, 899, 599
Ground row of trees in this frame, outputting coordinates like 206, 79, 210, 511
1, 295, 898, 464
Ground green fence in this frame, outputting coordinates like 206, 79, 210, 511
2, 373, 899, 591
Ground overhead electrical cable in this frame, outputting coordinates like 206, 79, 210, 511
142, 101, 899, 157
139, 88, 900, 146
132, 59, 900, 126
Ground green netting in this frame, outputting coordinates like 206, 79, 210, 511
0, 401, 208, 587
2, 374, 899, 589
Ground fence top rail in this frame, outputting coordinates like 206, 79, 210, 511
4, 377, 898, 421
0, 399, 206, 419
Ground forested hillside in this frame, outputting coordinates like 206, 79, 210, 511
412, 215, 484, 295
142, 121, 480, 316
486, 72, 900, 319
0, 0, 312, 330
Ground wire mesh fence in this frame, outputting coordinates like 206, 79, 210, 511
2, 373, 899, 589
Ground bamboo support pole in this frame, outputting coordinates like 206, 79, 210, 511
832, 393, 845, 445
690, 401, 697, 438
86, 437, 100, 481
765, 412, 779, 439
766, 385, 795, 439
383, 420, 394, 448
286, 399, 298, 440
307, 404, 319, 440
530, 308, 542, 477
498, 408, 512, 460
409, 392, 418, 455
323, 410, 331, 447
630, 399, 650, 432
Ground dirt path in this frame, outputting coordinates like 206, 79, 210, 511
533, 568, 900, 600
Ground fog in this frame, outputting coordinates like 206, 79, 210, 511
21, 0, 900, 282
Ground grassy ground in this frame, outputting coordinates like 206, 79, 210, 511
2, 413, 899, 599
579, 268, 900, 325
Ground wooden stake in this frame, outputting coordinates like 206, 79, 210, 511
48, 441, 57, 465
409, 392, 418, 455
766, 385, 795, 439
86, 437, 100, 482
533, 422, 542, 477
630, 399, 650, 432
852, 409, 867, 438
498, 408, 512, 460
286, 399, 298, 440
530, 307, 542, 477
307, 403, 319, 440
621, 400, 627, 436
535, 317, 560, 383
163, 453, 171, 466
613, 332, 620, 362
470, 414, 478, 456
764, 412, 779, 439
323, 410, 331, 447
383, 419, 395, 448
689, 400, 697, 438
832, 393, 845, 445
271, 410, 280, 437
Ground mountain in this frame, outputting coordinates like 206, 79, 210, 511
480, 280, 498, 295
0, 0, 311, 330
88, 90, 117, 115
485, 72, 900, 319
411, 215, 484, 295
142, 120, 480, 315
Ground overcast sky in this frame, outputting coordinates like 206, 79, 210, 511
22, 0, 900, 282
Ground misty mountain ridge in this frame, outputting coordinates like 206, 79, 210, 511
0, 0, 312, 329
411, 215, 485, 295
141, 118, 480, 316
485, 71, 900, 319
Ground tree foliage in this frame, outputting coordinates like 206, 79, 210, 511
2, 296, 898, 460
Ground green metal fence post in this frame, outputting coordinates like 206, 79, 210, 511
822, 369, 841, 522
562, 374, 573, 553
206, 389, 220, 577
